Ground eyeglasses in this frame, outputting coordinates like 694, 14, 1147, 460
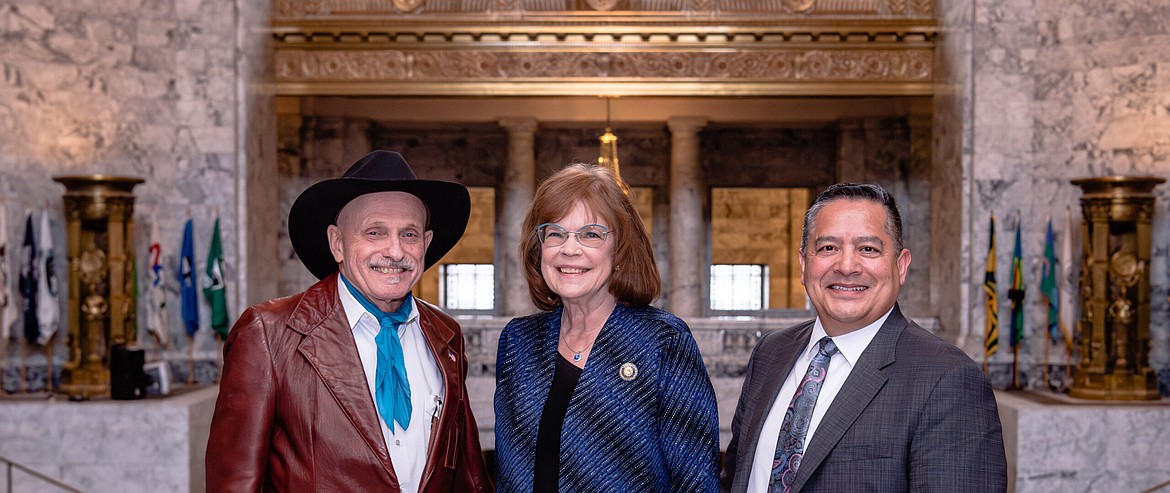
535, 223, 612, 248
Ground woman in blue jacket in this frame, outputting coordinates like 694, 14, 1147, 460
495, 163, 720, 493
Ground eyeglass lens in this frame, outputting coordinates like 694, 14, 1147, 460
538, 224, 609, 247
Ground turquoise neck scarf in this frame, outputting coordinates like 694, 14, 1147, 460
341, 274, 413, 432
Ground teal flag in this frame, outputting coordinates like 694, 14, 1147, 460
1040, 218, 1061, 343
1008, 219, 1025, 348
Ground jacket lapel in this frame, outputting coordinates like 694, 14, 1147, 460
291, 274, 396, 478
792, 306, 906, 491
736, 321, 814, 489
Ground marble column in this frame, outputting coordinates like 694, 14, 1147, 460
667, 117, 708, 319
498, 118, 538, 316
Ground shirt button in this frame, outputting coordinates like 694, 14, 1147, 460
395, 439, 401, 446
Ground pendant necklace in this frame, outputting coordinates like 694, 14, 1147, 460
560, 330, 587, 362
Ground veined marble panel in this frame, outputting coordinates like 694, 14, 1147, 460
997, 391, 1170, 493
0, 386, 216, 493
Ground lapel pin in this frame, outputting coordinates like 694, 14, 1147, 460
448, 349, 456, 362
619, 362, 638, 381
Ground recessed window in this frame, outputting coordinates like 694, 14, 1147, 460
441, 264, 495, 311
709, 264, 768, 311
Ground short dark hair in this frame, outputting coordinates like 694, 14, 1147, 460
520, 164, 660, 311
800, 183, 904, 254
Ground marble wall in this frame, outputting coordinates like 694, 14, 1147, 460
0, 0, 273, 390
939, 0, 1170, 392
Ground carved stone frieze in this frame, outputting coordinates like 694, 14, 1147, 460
277, 49, 932, 82
272, 0, 937, 95
274, 0, 933, 17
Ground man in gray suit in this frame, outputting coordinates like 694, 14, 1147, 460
720, 183, 1007, 493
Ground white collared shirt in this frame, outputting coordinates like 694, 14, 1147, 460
339, 282, 445, 493
745, 308, 892, 492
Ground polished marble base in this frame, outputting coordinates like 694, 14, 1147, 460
0, 385, 217, 493
996, 390, 1170, 493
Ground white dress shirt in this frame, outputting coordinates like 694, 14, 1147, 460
745, 308, 892, 492
339, 282, 445, 493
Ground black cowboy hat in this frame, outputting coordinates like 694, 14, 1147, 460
289, 150, 470, 280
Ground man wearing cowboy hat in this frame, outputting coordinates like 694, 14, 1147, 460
207, 151, 492, 492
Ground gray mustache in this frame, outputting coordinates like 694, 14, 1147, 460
370, 260, 415, 271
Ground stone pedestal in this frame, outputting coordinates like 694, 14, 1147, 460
0, 385, 217, 493
996, 390, 1170, 492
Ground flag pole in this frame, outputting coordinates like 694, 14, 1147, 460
187, 334, 195, 385
1012, 344, 1019, 389
43, 337, 53, 393
1043, 324, 1050, 391
19, 335, 27, 393
216, 338, 224, 384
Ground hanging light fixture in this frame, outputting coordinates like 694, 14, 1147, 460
597, 97, 630, 195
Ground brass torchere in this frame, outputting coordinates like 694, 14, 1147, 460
1070, 176, 1165, 400
53, 175, 144, 399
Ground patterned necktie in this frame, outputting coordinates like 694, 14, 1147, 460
769, 336, 839, 493
341, 275, 413, 433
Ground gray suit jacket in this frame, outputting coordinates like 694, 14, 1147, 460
720, 305, 1007, 492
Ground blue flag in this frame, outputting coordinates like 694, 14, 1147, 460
179, 218, 200, 337
19, 212, 38, 345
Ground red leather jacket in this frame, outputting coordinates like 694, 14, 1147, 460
206, 274, 493, 492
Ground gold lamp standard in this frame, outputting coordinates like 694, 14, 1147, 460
597, 97, 630, 195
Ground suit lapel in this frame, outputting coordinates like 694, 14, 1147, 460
291, 274, 396, 479
792, 306, 907, 491
736, 321, 814, 489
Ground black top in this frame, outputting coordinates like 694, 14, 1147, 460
533, 353, 584, 492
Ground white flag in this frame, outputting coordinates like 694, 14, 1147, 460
1058, 206, 1077, 349
35, 209, 59, 345
144, 215, 170, 347
0, 202, 15, 341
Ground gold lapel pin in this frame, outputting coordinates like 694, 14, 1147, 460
619, 362, 638, 381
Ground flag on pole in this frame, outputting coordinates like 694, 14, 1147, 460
19, 212, 38, 345
1058, 207, 1077, 350
983, 215, 999, 357
144, 215, 170, 347
179, 218, 200, 337
0, 203, 16, 342
35, 210, 59, 345
1040, 217, 1061, 345
1008, 217, 1026, 348
202, 217, 229, 339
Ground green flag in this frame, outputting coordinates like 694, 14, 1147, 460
202, 217, 229, 339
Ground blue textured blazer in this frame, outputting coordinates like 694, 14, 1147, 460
494, 304, 721, 493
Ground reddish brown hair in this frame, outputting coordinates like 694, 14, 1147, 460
521, 164, 660, 311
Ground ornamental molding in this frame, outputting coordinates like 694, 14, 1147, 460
278, 49, 931, 82
271, 1, 937, 96
274, 0, 933, 17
